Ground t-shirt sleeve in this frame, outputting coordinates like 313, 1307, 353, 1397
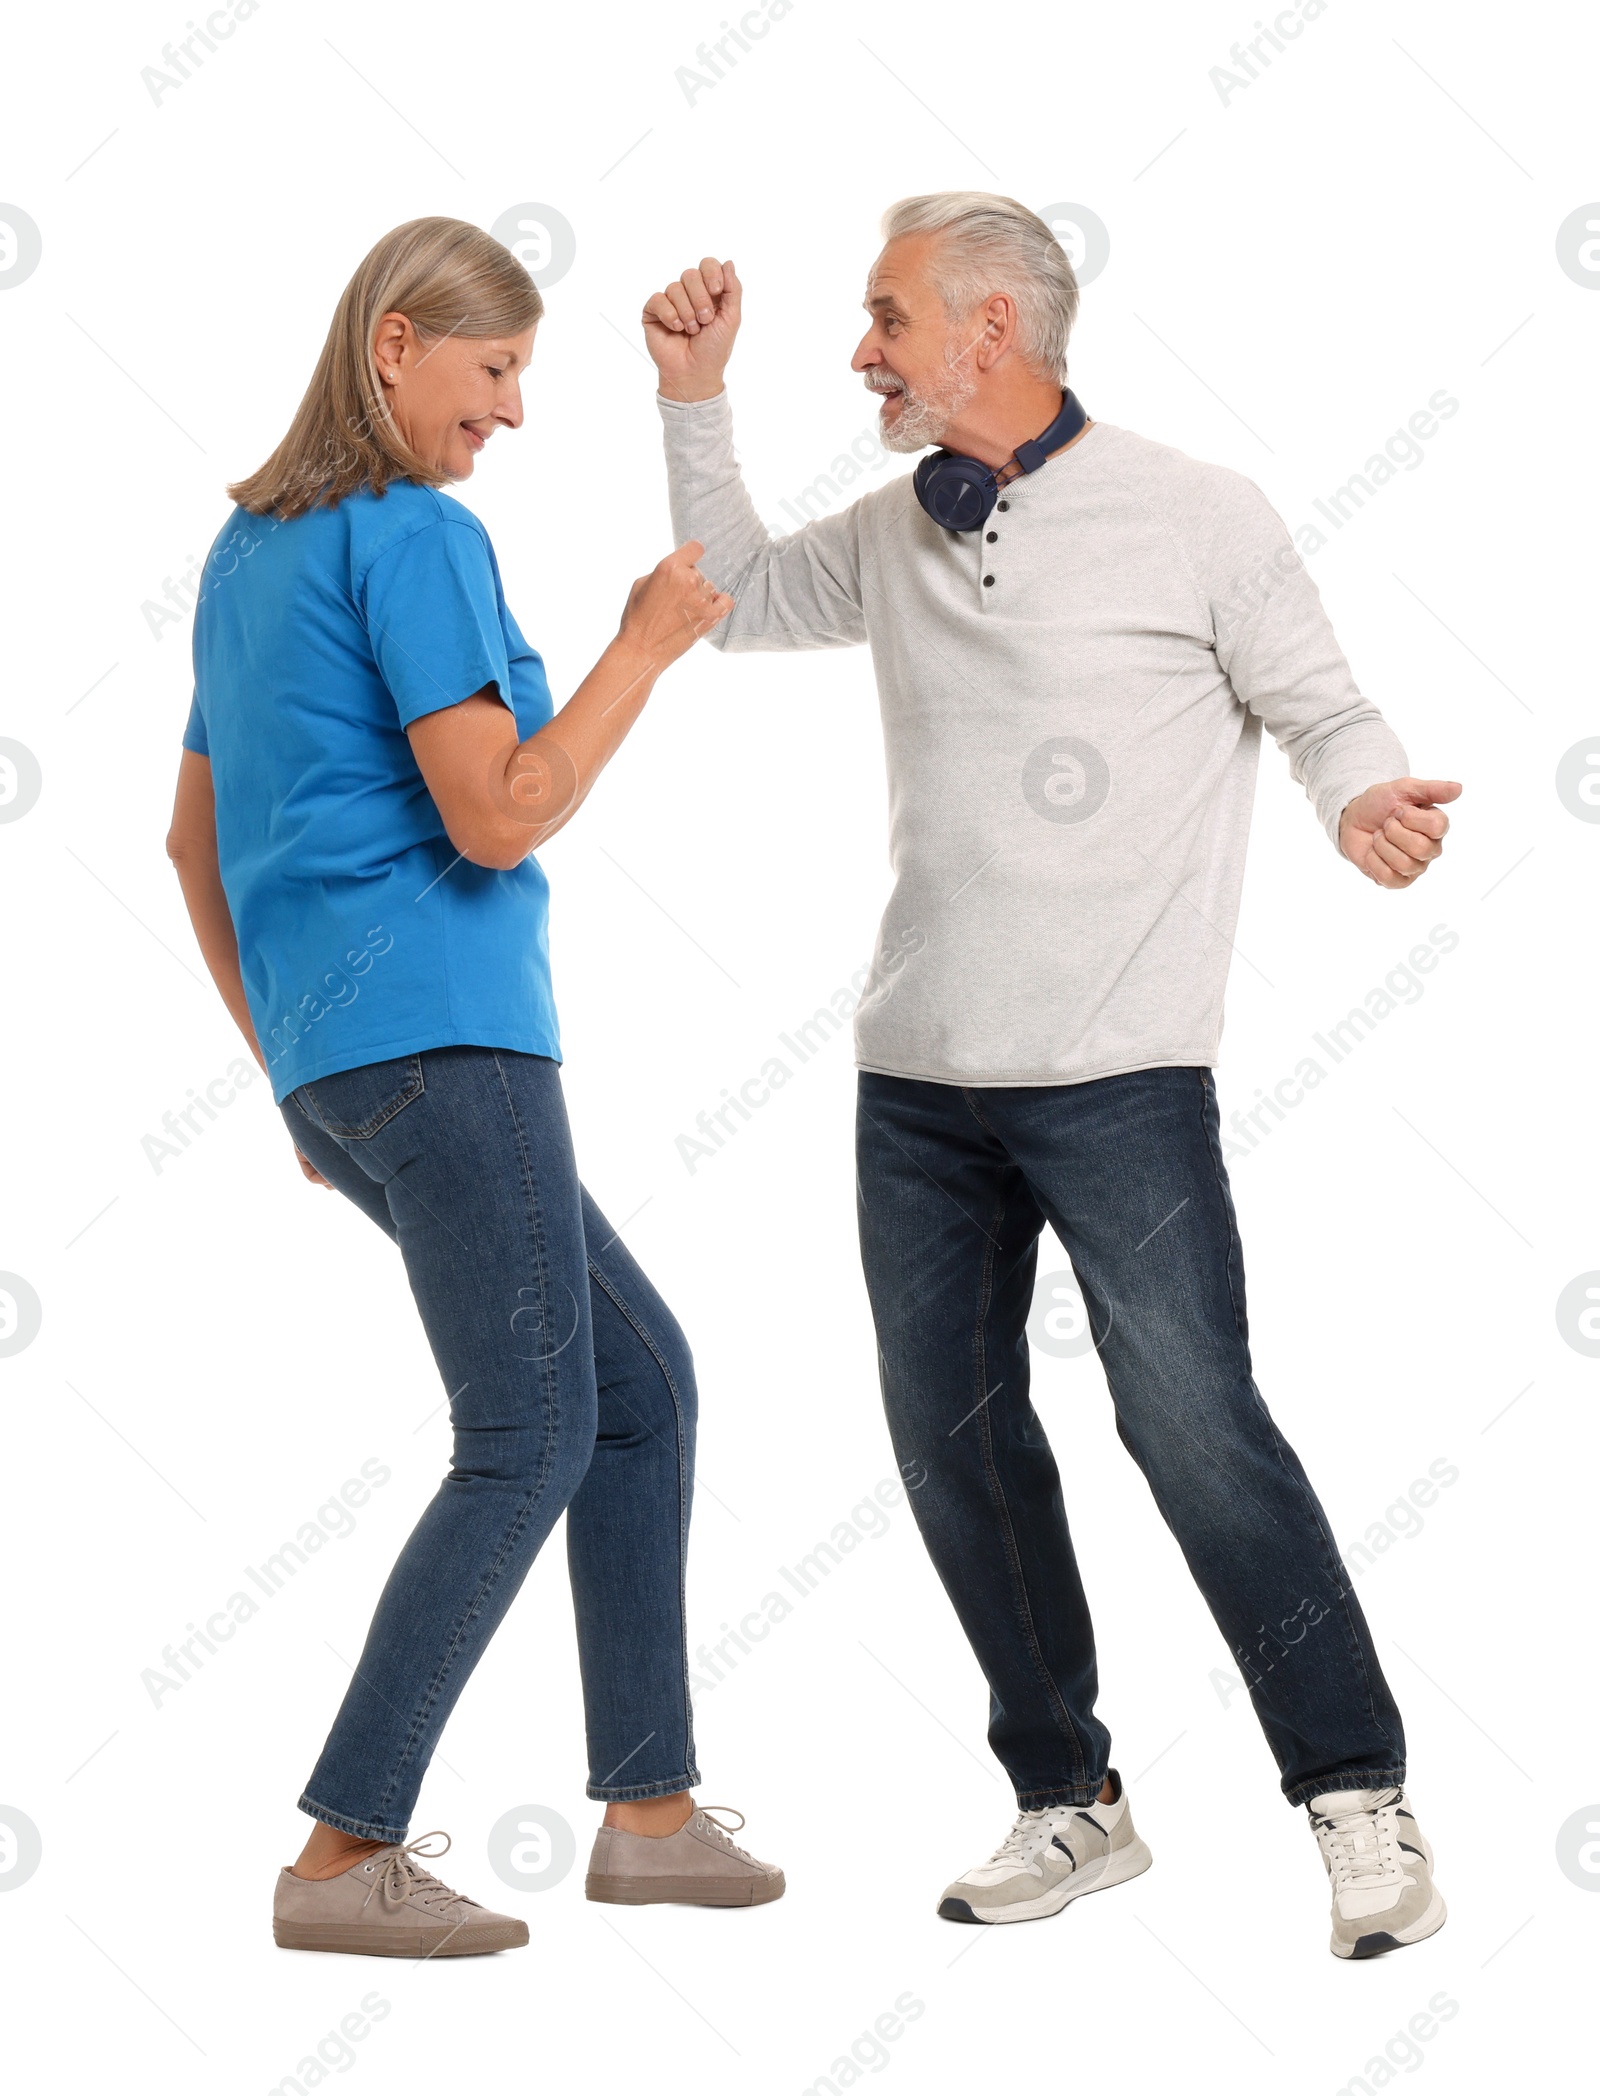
360, 518, 514, 729
181, 692, 209, 756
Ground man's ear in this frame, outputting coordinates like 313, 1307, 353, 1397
973, 294, 1016, 373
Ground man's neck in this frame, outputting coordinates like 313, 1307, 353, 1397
937, 380, 1083, 471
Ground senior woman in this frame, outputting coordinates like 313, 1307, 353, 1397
166, 217, 783, 1957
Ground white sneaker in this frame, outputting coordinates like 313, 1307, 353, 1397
1308, 1785, 1446, 1959
938, 1770, 1153, 1925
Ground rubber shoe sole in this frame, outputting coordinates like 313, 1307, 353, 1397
273, 1916, 528, 1957
939, 1836, 1154, 1925
585, 1870, 785, 1907
1334, 1890, 1447, 1960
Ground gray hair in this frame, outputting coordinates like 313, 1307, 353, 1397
878, 192, 1078, 384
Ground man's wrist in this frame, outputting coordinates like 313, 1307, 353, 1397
656, 377, 728, 405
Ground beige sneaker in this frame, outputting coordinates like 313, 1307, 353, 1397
585, 1805, 785, 1907
273, 1832, 529, 1957
1309, 1785, 1447, 1960
938, 1771, 1153, 1924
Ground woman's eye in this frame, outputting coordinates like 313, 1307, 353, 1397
487, 366, 504, 379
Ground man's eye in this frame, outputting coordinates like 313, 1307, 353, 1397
487, 366, 504, 379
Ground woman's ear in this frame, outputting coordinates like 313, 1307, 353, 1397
372, 310, 412, 386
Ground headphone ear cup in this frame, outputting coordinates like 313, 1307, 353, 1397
913, 452, 997, 533
912, 453, 943, 521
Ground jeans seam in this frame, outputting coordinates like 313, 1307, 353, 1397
374, 1481, 556, 1823
585, 1256, 700, 1789
586, 1771, 701, 1804
1284, 1766, 1407, 1810
1197, 1069, 1402, 1773
297, 1794, 409, 1843
367, 1049, 568, 1824
1270, 1432, 1400, 1767
958, 1086, 1005, 1147
1015, 1783, 1106, 1809
964, 1144, 1090, 1794
1197, 1072, 1251, 1350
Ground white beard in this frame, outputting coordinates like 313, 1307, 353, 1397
869, 363, 978, 453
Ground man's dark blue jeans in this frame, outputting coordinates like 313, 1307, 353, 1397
855, 1064, 1406, 1811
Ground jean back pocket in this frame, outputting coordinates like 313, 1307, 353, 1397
296, 1054, 425, 1141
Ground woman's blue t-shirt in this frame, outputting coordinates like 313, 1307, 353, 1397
184, 484, 560, 1103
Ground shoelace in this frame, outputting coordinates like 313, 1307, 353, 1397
1311, 1789, 1405, 1891
696, 1807, 758, 1865
985, 1808, 1062, 1869
360, 1831, 477, 1919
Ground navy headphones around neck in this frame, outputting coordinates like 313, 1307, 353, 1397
912, 388, 1088, 532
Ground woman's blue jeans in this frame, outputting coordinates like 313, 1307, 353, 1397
856, 1065, 1407, 1812
282, 1046, 700, 1841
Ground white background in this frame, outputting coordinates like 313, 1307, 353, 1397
1, 0, 1596, 2088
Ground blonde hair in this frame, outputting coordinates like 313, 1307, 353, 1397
879, 192, 1078, 385
228, 216, 543, 519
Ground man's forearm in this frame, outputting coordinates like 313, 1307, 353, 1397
658, 389, 773, 595
1292, 701, 1410, 850
658, 391, 867, 649
646, 256, 867, 647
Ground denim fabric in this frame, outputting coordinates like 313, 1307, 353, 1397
283, 1045, 699, 1840
855, 1065, 1406, 1811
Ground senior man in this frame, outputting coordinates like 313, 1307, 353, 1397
641, 193, 1457, 1960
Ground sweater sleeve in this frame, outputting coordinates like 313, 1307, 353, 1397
658, 391, 868, 652
1186, 469, 1408, 847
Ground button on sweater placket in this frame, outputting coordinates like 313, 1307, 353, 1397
980, 496, 1009, 605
